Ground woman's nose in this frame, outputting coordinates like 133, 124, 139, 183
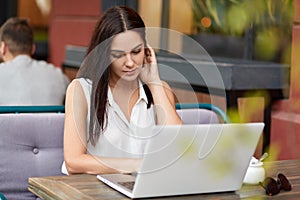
124, 53, 134, 67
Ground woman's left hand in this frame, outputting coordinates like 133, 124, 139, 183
139, 45, 161, 85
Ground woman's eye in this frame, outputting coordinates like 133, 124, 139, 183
110, 48, 141, 59
111, 53, 123, 59
131, 49, 141, 55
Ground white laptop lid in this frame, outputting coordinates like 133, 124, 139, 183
98, 123, 264, 199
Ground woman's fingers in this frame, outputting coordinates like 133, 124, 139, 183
145, 45, 157, 64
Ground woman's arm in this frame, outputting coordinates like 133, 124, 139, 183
148, 80, 182, 125
140, 46, 182, 125
63, 80, 141, 175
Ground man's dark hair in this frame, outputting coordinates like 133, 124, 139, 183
0, 17, 34, 55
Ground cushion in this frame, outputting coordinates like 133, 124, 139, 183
0, 113, 65, 200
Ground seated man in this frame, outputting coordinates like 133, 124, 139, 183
0, 17, 70, 105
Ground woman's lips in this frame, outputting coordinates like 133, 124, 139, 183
124, 68, 137, 76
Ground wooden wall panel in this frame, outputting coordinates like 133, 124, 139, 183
270, 0, 300, 160
18, 0, 49, 27
51, 0, 101, 16
49, 0, 101, 67
295, 0, 300, 23
49, 18, 96, 66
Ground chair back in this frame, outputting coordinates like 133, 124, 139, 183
176, 103, 230, 123
0, 105, 65, 113
0, 113, 65, 200
176, 108, 219, 124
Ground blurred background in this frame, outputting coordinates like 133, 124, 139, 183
0, 0, 294, 66
1, 0, 299, 160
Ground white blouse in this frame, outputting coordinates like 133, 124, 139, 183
62, 78, 155, 174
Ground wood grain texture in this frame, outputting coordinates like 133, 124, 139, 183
28, 160, 300, 199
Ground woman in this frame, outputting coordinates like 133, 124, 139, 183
63, 6, 182, 175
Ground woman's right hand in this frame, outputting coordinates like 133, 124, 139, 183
139, 45, 161, 85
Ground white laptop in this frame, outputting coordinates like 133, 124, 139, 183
97, 123, 264, 199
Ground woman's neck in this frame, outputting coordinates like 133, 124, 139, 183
109, 78, 139, 92
109, 78, 140, 121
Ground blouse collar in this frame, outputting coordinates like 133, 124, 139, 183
107, 79, 148, 107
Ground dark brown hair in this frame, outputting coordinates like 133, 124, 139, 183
0, 18, 33, 55
77, 6, 153, 145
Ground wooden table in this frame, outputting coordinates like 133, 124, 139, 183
28, 160, 300, 199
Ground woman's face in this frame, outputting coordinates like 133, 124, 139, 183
109, 30, 145, 83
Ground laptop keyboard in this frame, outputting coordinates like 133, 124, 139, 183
118, 181, 135, 191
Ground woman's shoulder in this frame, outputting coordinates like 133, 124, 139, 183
67, 78, 89, 91
68, 78, 92, 98
160, 80, 172, 90
70, 78, 91, 86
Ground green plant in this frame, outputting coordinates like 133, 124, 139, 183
191, 0, 294, 63
191, 0, 294, 35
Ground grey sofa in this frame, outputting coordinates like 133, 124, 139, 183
0, 113, 65, 200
